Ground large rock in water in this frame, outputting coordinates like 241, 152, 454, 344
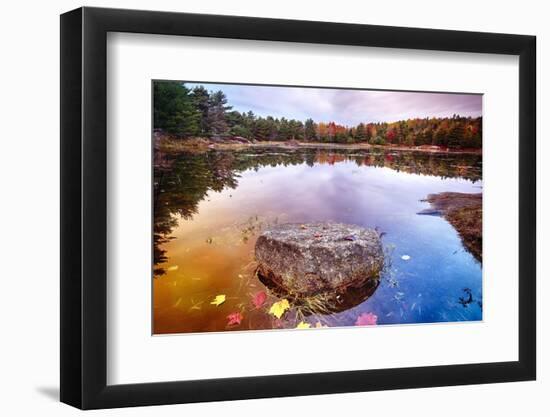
255, 223, 384, 297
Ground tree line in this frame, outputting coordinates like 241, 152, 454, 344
154, 81, 482, 148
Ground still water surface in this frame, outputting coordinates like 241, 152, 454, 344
153, 148, 482, 334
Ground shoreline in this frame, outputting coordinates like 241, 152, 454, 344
157, 136, 483, 155
419, 192, 482, 262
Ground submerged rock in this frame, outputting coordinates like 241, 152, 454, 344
255, 223, 384, 297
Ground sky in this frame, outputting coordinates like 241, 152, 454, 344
186, 82, 482, 126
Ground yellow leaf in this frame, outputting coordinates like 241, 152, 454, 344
296, 321, 311, 329
167, 265, 179, 271
210, 294, 226, 306
269, 299, 290, 319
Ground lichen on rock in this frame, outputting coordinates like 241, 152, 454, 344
254, 222, 384, 298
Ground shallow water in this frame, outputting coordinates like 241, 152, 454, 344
153, 147, 482, 334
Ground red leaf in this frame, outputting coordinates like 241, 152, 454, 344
252, 291, 267, 308
227, 312, 243, 326
355, 312, 378, 326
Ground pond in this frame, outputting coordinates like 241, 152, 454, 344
153, 147, 482, 334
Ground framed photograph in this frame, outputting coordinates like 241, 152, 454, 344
60, 6, 536, 409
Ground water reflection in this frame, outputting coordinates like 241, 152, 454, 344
154, 147, 481, 274
153, 147, 482, 334
259, 270, 381, 315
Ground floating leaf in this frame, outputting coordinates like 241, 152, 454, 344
252, 291, 267, 308
166, 265, 179, 271
355, 312, 378, 326
315, 321, 328, 328
401, 255, 411, 261
210, 294, 226, 306
269, 299, 290, 319
296, 321, 311, 329
226, 312, 243, 326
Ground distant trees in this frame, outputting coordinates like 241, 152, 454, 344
304, 118, 317, 141
355, 123, 367, 142
358, 115, 481, 149
154, 81, 482, 148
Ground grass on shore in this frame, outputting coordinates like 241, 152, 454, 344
156, 135, 482, 155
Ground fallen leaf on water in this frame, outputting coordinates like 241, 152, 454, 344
269, 299, 290, 319
167, 265, 179, 271
355, 312, 378, 326
401, 255, 411, 261
210, 294, 226, 306
296, 321, 311, 329
315, 322, 328, 328
252, 291, 267, 308
226, 312, 243, 326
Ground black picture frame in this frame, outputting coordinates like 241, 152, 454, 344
60, 6, 536, 410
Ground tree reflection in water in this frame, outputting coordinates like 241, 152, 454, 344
153, 147, 482, 275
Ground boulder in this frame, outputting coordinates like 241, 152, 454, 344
255, 223, 384, 297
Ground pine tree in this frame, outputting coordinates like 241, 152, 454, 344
253, 117, 271, 140
447, 124, 466, 148
304, 118, 317, 141
206, 91, 232, 137
190, 86, 210, 136
154, 82, 200, 137
356, 123, 367, 142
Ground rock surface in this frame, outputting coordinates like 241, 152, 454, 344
255, 223, 384, 297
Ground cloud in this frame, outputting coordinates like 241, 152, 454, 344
186, 82, 481, 125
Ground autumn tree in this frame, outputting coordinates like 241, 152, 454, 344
154, 81, 482, 149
